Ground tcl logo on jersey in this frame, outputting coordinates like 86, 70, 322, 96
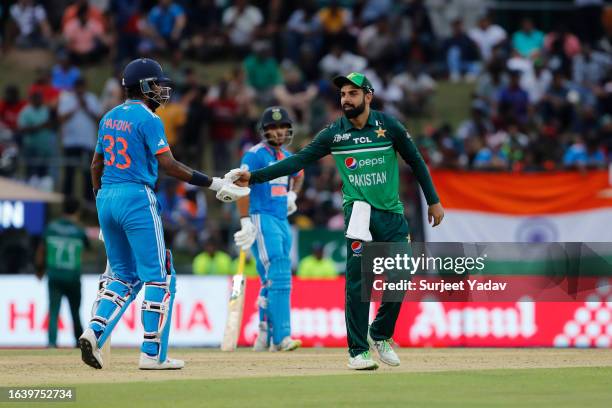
353, 137, 373, 144
351, 241, 363, 255
345, 157, 358, 170
344, 156, 386, 170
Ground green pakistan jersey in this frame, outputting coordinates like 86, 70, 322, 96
250, 110, 439, 213
43, 218, 89, 282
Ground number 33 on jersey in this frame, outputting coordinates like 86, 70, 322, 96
96, 100, 170, 189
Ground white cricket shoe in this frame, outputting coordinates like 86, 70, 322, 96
252, 323, 269, 352
269, 337, 302, 352
138, 353, 185, 370
347, 351, 379, 370
367, 330, 400, 367
78, 328, 103, 369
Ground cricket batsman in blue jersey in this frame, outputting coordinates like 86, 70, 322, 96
233, 107, 303, 352
79, 58, 249, 370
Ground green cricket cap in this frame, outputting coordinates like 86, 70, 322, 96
333, 72, 374, 93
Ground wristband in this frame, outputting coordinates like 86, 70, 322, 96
189, 171, 211, 187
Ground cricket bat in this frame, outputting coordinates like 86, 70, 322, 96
221, 250, 247, 351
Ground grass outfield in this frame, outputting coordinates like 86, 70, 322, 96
1, 348, 612, 407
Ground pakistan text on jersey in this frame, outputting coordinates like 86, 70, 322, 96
104, 118, 133, 133
347, 171, 387, 187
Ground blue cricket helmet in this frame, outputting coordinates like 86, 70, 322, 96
258, 106, 294, 146
122, 58, 171, 87
122, 58, 172, 107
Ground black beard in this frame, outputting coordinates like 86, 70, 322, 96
343, 99, 366, 119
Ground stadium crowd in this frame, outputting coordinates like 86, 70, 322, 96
1, 0, 612, 272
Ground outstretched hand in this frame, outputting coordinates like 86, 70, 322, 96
225, 168, 251, 186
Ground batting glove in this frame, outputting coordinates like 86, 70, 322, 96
234, 217, 257, 250
224, 167, 245, 183
287, 191, 298, 216
210, 177, 250, 202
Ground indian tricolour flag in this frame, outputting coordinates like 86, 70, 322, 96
424, 170, 612, 242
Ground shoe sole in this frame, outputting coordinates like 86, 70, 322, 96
78, 337, 102, 369
379, 358, 400, 367
347, 363, 379, 370
139, 366, 183, 370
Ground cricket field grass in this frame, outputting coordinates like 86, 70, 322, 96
1, 348, 612, 407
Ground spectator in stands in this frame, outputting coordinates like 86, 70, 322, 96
143, 0, 186, 53
0, 86, 25, 176
403, 0, 436, 62
63, 1, 109, 64
319, 43, 367, 79
357, 15, 397, 67
284, 2, 322, 62
51, 51, 81, 91
469, 13, 507, 63
193, 240, 233, 275
443, 18, 481, 82
207, 79, 240, 172
430, 123, 463, 168
297, 242, 337, 279
243, 41, 282, 104
544, 24, 581, 76
62, 0, 105, 29
456, 99, 494, 142
57, 77, 101, 200
273, 63, 317, 131
523, 58, 552, 103
8, 0, 52, 48
372, 69, 404, 118
391, 63, 436, 116
473, 133, 509, 170
100, 69, 123, 113
18, 90, 55, 189
188, 0, 224, 60
317, 0, 353, 52
563, 134, 606, 169
226, 66, 257, 119
499, 121, 530, 169
572, 43, 612, 90
28, 67, 60, 108
0, 85, 27, 136
360, 0, 392, 25
222, 0, 263, 55
512, 17, 544, 59
498, 69, 530, 125
108, 0, 141, 63
540, 70, 574, 131
475, 60, 507, 110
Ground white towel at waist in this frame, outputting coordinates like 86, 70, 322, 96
345, 201, 373, 242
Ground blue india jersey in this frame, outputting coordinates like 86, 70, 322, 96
95, 100, 170, 188
241, 143, 302, 219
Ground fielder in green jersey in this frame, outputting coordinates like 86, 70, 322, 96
228, 72, 444, 369
36, 197, 90, 347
